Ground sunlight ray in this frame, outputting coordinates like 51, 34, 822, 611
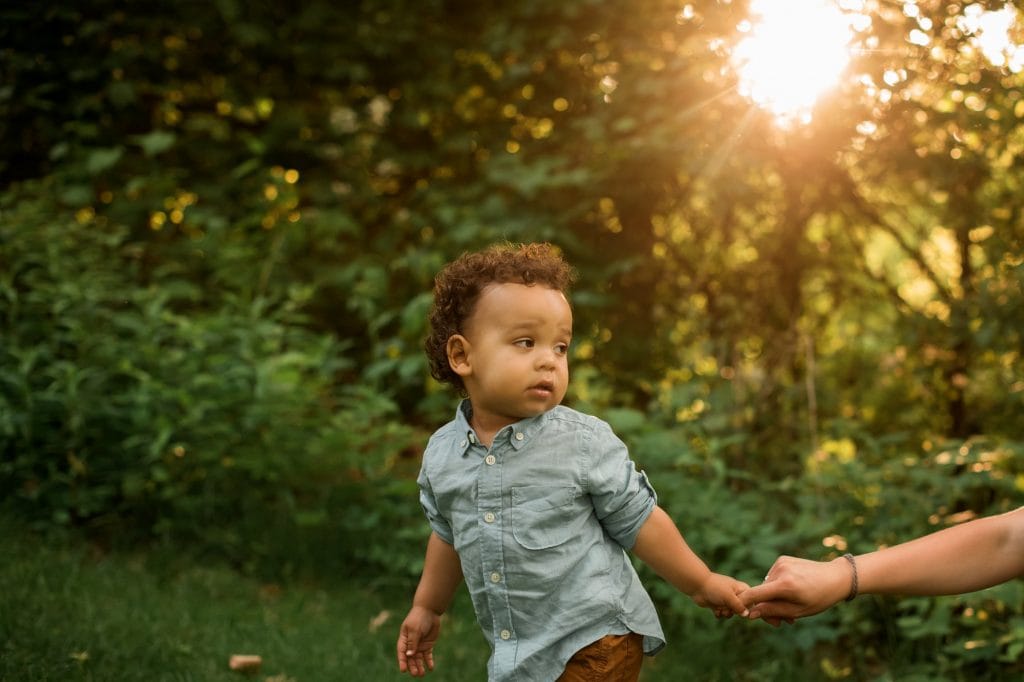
732, 0, 860, 124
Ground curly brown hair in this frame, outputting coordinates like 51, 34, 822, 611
425, 242, 576, 392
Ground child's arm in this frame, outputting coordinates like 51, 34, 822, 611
631, 505, 749, 616
397, 532, 464, 677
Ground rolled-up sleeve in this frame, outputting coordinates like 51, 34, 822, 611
584, 420, 658, 549
417, 469, 455, 545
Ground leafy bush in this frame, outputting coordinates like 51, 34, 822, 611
0, 187, 423, 580
581, 388, 1024, 680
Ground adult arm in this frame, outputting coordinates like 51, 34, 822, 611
397, 532, 464, 676
744, 507, 1024, 622
632, 505, 749, 616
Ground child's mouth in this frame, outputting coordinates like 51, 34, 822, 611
528, 382, 554, 396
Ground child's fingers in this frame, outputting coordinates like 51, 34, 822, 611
397, 631, 407, 671
405, 651, 425, 677
730, 580, 752, 616
724, 587, 749, 616
397, 626, 424, 674
405, 630, 421, 663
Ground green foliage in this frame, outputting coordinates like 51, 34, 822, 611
602, 395, 1024, 680
2, 1, 1024, 679
0, 186, 423, 579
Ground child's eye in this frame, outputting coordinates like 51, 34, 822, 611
555, 343, 569, 355
514, 339, 535, 348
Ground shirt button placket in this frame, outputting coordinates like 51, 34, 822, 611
478, 444, 512, 659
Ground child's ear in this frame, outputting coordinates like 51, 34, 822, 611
446, 334, 472, 377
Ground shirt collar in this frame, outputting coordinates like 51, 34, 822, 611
454, 399, 548, 454
454, 400, 474, 456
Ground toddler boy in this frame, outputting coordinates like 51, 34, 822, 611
397, 243, 748, 681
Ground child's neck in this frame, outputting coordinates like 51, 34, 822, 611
468, 407, 515, 450
470, 418, 500, 450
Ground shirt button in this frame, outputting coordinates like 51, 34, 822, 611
514, 432, 524, 441
459, 440, 468, 448
500, 629, 512, 640
490, 572, 502, 583
485, 454, 496, 465
483, 512, 496, 523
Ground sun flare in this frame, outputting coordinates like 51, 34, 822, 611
733, 0, 862, 124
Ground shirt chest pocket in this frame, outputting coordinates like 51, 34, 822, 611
510, 485, 581, 550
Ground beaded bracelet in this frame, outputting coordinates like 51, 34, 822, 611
842, 553, 859, 601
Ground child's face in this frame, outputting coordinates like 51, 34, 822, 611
454, 282, 571, 426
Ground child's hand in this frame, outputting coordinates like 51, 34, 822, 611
397, 605, 442, 676
691, 572, 750, 618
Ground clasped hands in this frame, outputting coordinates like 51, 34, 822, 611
710, 554, 855, 626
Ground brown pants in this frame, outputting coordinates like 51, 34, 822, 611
557, 633, 644, 682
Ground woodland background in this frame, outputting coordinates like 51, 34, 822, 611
2, 1, 1023, 679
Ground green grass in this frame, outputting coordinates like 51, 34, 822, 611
0, 516, 821, 681
0, 522, 779, 681
0, 519, 488, 681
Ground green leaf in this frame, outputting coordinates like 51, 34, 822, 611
85, 146, 123, 175
107, 81, 136, 107
133, 130, 176, 157
58, 184, 93, 206
603, 408, 647, 435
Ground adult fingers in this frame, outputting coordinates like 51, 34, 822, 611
739, 579, 789, 609
746, 600, 800, 623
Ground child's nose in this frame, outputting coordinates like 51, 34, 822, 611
536, 348, 558, 368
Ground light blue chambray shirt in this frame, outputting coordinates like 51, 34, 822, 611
417, 400, 666, 682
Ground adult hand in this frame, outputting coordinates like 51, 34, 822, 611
741, 555, 852, 625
